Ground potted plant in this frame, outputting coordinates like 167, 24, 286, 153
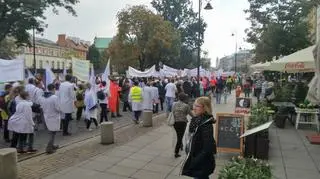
274, 106, 287, 128
218, 157, 272, 179
245, 102, 270, 159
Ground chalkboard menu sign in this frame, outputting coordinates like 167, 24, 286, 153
215, 113, 244, 154
235, 97, 252, 114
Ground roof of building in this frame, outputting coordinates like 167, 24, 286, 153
94, 37, 113, 49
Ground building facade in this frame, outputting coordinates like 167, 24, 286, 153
23, 34, 90, 70
23, 37, 72, 70
218, 50, 253, 72
57, 34, 90, 59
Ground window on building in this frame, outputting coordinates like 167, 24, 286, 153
57, 61, 60, 69
51, 61, 55, 68
62, 62, 65, 69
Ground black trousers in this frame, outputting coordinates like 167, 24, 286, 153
76, 107, 84, 121
173, 121, 187, 154
123, 101, 132, 112
11, 132, 27, 150
100, 103, 108, 123
86, 118, 98, 129
133, 111, 142, 121
153, 103, 159, 113
63, 113, 72, 134
3, 120, 9, 141
159, 97, 164, 111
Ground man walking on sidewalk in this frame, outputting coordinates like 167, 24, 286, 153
40, 84, 60, 154
58, 74, 75, 136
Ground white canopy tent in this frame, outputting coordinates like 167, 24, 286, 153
267, 45, 316, 73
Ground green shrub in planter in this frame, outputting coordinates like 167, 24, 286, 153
218, 157, 272, 179
247, 102, 269, 129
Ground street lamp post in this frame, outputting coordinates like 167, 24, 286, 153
232, 33, 237, 73
32, 10, 36, 74
197, 0, 213, 97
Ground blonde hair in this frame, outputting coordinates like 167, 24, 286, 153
195, 96, 212, 115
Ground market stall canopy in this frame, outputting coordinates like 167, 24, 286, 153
306, 44, 320, 105
267, 45, 316, 73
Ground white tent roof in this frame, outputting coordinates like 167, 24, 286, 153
267, 45, 316, 72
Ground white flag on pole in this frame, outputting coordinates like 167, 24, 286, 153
102, 58, 111, 90
45, 65, 56, 90
89, 64, 96, 93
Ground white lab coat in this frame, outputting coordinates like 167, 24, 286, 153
25, 84, 36, 102
84, 89, 98, 119
8, 100, 34, 134
34, 87, 44, 105
142, 86, 154, 110
151, 86, 159, 103
129, 86, 143, 111
58, 81, 75, 113
40, 93, 61, 131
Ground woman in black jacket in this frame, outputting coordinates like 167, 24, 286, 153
182, 96, 216, 179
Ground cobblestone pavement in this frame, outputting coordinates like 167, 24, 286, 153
21, 93, 238, 179
18, 113, 167, 179
0, 104, 166, 161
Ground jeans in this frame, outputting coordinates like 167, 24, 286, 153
133, 111, 142, 121
100, 103, 108, 123
216, 93, 222, 104
46, 131, 56, 152
166, 97, 174, 112
63, 113, 72, 134
86, 118, 98, 129
174, 122, 187, 154
76, 107, 84, 121
27, 133, 34, 149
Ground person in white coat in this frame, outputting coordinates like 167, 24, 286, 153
8, 91, 37, 153
142, 81, 154, 111
151, 82, 160, 113
40, 84, 60, 154
84, 83, 99, 131
25, 78, 36, 102
57, 74, 75, 136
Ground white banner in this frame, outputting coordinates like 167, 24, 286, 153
72, 58, 90, 81
128, 65, 156, 77
0, 59, 24, 82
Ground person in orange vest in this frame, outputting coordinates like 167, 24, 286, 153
235, 85, 242, 98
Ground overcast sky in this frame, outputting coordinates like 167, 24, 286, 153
42, 0, 251, 67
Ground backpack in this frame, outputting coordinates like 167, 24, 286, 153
97, 90, 106, 100
76, 91, 84, 101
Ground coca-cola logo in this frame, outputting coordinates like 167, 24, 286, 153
285, 62, 305, 69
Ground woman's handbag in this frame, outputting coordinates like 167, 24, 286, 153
167, 112, 175, 126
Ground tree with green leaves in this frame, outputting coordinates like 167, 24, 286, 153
87, 45, 103, 72
245, 0, 319, 63
108, 5, 180, 71
151, 0, 208, 69
0, 0, 78, 46
0, 37, 18, 59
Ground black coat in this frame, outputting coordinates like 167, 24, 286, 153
182, 115, 216, 177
